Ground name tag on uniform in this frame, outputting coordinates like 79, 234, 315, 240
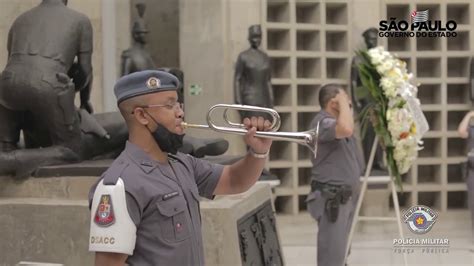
162, 191, 179, 201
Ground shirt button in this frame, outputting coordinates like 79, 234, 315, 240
174, 207, 178, 211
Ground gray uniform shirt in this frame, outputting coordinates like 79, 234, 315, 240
310, 110, 363, 188
89, 141, 224, 265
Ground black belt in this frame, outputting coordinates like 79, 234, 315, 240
311, 181, 352, 201
310, 180, 353, 223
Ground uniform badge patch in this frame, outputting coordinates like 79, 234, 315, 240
94, 194, 115, 227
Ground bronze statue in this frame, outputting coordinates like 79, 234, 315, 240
234, 25, 274, 120
350, 27, 387, 173
234, 25, 278, 181
0, 0, 127, 178
121, 3, 156, 76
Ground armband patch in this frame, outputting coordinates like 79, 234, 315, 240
94, 194, 115, 227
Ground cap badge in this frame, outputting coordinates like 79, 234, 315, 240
146, 77, 160, 89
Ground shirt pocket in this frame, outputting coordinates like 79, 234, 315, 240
155, 194, 191, 243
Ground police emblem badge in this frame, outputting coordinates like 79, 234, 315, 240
146, 77, 160, 89
94, 194, 115, 227
403, 205, 438, 234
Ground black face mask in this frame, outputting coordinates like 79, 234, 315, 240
145, 111, 184, 155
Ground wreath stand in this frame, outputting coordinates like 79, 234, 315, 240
344, 135, 408, 266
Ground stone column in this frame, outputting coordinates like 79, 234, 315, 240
179, 0, 262, 155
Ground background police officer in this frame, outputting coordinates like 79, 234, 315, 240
306, 84, 364, 266
89, 70, 273, 265
457, 110, 474, 245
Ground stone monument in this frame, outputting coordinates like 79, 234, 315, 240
0, 0, 128, 179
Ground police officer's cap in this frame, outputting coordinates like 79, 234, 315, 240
114, 70, 180, 104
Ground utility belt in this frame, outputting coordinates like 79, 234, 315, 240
311, 180, 353, 223
460, 149, 474, 181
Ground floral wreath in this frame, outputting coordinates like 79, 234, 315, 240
356, 46, 429, 189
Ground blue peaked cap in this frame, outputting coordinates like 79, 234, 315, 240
114, 70, 180, 104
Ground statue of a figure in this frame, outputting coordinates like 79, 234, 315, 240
350, 27, 387, 174
234, 25, 274, 121
0, 0, 127, 178
121, 3, 156, 76
234, 25, 278, 181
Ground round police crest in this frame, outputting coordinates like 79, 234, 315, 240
403, 205, 438, 234
146, 77, 160, 89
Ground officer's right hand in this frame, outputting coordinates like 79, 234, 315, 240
334, 91, 349, 103
331, 91, 346, 108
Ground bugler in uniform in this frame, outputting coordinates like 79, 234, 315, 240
89, 70, 273, 265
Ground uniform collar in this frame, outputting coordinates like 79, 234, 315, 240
124, 141, 166, 174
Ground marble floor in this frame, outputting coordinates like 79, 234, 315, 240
276, 211, 474, 266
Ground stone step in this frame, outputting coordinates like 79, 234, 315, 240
0, 176, 98, 199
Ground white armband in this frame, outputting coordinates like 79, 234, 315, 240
89, 178, 136, 255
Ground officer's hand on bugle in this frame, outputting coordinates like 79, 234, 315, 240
243, 116, 273, 155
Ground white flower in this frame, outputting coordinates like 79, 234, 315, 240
370, 53, 384, 65
376, 60, 395, 75
380, 77, 394, 90
384, 86, 398, 98
368, 46, 387, 65
387, 107, 415, 143
393, 136, 419, 174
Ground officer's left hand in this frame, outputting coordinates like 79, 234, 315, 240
81, 101, 94, 114
243, 117, 273, 154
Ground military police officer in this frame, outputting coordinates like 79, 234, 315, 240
457, 110, 474, 245
306, 84, 364, 266
88, 70, 273, 265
